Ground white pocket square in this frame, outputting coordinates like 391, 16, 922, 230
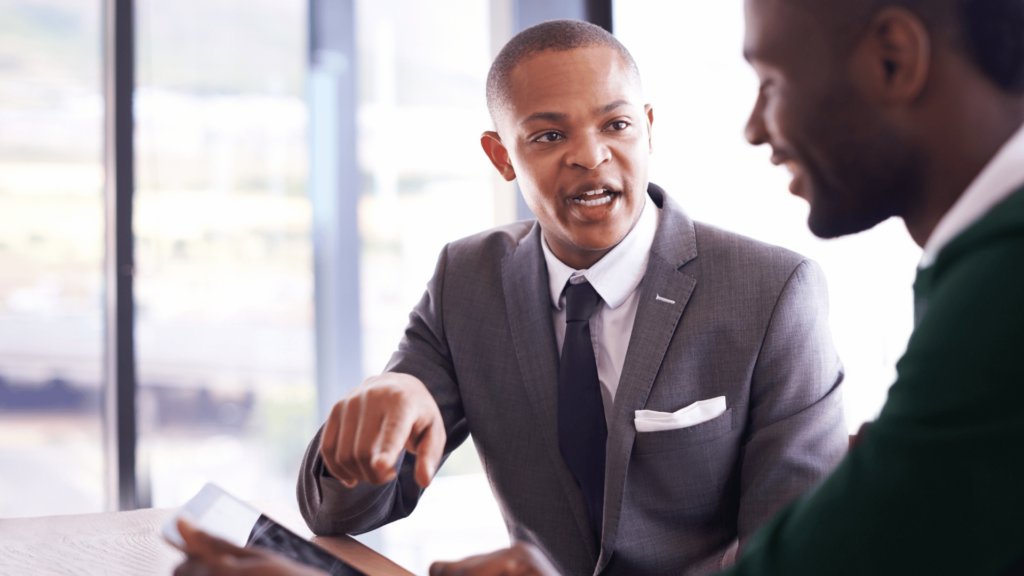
634, 396, 727, 433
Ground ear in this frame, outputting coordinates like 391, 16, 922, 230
480, 131, 517, 181
850, 6, 931, 105
644, 104, 654, 153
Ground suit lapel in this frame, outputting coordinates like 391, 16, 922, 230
502, 223, 600, 560
596, 185, 699, 573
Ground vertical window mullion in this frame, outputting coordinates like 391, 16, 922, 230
102, 0, 138, 512
309, 0, 363, 423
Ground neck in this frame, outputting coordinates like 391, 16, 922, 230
545, 236, 612, 270
901, 68, 1024, 246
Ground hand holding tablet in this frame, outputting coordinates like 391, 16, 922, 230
164, 483, 367, 576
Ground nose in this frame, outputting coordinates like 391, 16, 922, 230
566, 131, 611, 170
745, 92, 769, 146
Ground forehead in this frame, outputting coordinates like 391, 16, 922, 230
743, 0, 827, 66
505, 46, 641, 120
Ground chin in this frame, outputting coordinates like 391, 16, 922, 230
574, 224, 633, 252
807, 202, 890, 239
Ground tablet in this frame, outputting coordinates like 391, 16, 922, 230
163, 483, 368, 576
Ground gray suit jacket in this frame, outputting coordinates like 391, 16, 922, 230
298, 184, 847, 576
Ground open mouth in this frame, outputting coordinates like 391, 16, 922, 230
783, 161, 805, 195
571, 189, 619, 207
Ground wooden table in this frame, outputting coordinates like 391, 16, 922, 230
0, 502, 413, 576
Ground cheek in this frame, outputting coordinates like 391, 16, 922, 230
515, 169, 562, 221
763, 81, 824, 150
763, 97, 792, 145
512, 151, 555, 189
613, 138, 649, 176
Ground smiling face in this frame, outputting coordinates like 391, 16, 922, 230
481, 46, 653, 269
743, 0, 923, 239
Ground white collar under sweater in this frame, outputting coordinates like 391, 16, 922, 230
921, 121, 1024, 268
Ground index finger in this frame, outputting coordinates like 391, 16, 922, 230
368, 404, 417, 481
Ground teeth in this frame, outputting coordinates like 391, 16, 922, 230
573, 195, 613, 207
584, 189, 605, 196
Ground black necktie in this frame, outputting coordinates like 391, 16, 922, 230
557, 279, 607, 541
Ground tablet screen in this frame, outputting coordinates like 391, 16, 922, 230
246, 514, 367, 576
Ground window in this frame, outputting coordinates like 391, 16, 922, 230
0, 0, 105, 518
133, 0, 317, 508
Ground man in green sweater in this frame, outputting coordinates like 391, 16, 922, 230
429, 0, 1024, 574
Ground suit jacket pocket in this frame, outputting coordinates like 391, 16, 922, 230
632, 408, 735, 456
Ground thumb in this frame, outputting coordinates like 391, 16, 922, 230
409, 412, 446, 488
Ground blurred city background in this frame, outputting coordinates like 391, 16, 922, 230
0, 1, 919, 574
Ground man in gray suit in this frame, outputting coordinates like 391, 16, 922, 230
297, 20, 846, 576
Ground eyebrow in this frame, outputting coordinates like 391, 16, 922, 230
521, 100, 633, 125
522, 111, 567, 124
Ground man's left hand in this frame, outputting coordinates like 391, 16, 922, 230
172, 519, 329, 576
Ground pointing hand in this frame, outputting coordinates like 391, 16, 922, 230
320, 372, 446, 488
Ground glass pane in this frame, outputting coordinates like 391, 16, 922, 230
133, 0, 316, 509
354, 0, 510, 572
614, 1, 922, 430
0, 0, 105, 517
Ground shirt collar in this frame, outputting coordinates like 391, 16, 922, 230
920, 121, 1024, 268
541, 192, 659, 311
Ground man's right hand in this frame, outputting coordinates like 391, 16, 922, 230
319, 372, 446, 489
429, 543, 561, 576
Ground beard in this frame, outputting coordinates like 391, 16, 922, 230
799, 86, 925, 239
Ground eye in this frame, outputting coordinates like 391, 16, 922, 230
535, 131, 563, 143
608, 120, 629, 131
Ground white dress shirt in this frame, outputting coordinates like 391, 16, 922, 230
541, 192, 660, 425
921, 122, 1024, 268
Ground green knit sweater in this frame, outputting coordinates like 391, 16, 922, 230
720, 187, 1024, 576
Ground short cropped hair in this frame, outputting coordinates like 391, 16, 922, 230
826, 0, 1024, 92
486, 19, 642, 128
957, 0, 1024, 92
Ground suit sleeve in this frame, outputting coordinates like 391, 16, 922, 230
736, 259, 848, 544
296, 244, 471, 535
720, 239, 1024, 576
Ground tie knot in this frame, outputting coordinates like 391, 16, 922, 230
564, 280, 600, 322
